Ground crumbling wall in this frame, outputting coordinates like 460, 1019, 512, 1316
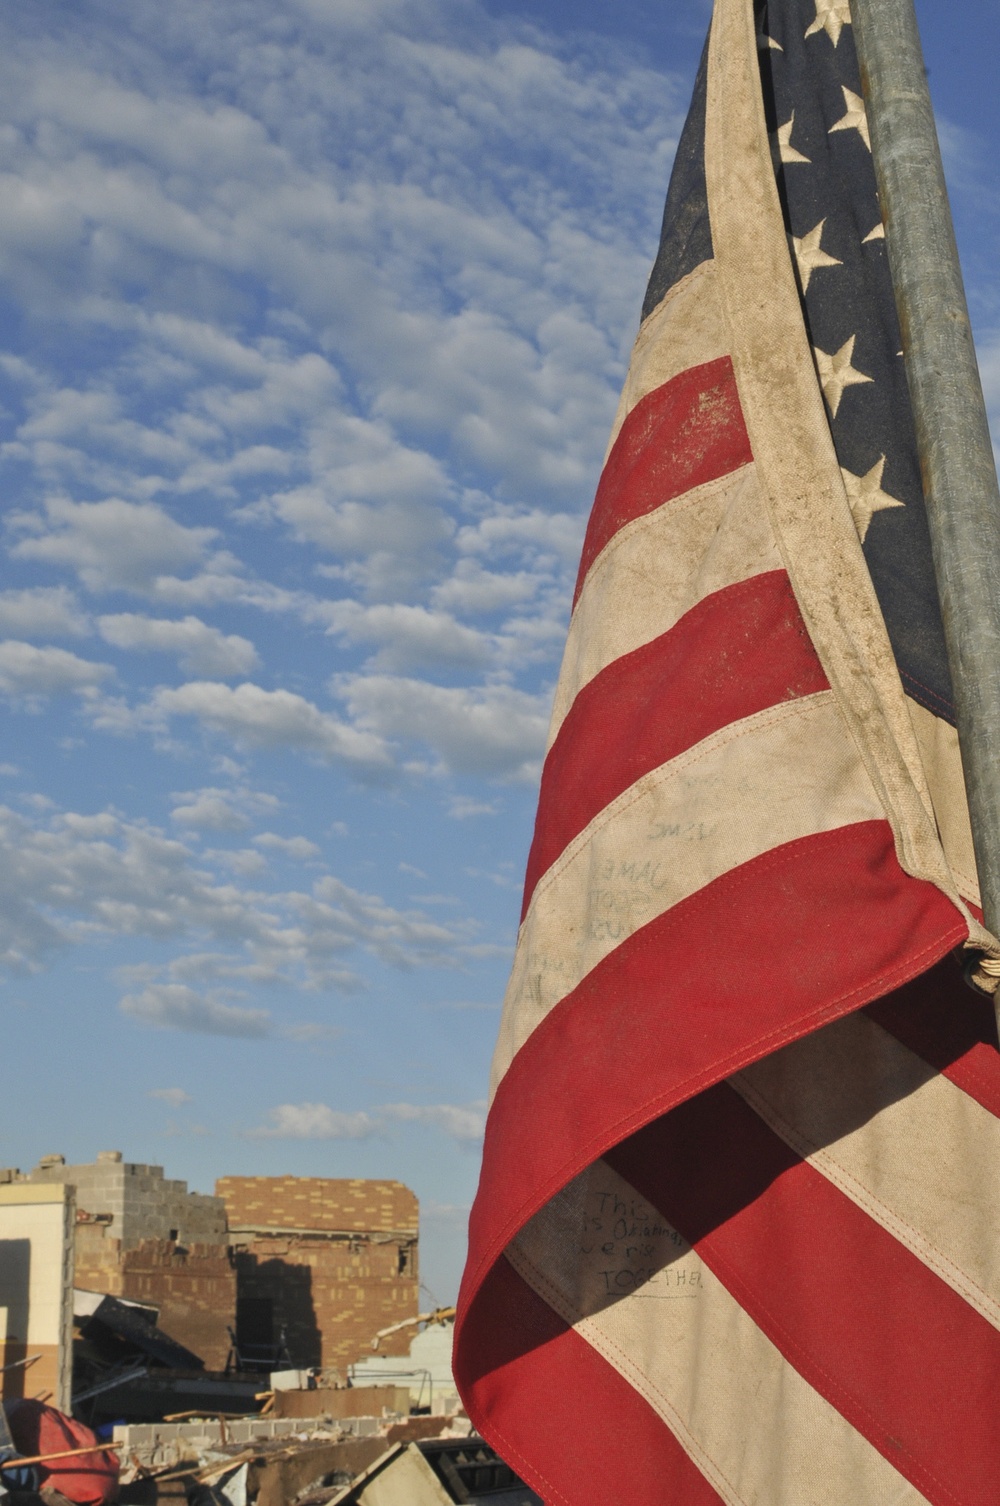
117, 1241, 236, 1370
29, 1154, 227, 1248
75, 1225, 236, 1371
217, 1177, 419, 1371
73, 1222, 126, 1297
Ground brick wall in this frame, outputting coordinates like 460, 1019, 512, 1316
75, 1227, 236, 1371
119, 1241, 236, 1370
29, 1157, 227, 1248
216, 1178, 419, 1371
215, 1177, 417, 1236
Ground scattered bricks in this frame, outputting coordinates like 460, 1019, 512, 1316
385, 1417, 455, 1446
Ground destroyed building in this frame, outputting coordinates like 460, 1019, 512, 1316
217, 1177, 419, 1372
25, 1152, 235, 1370
0, 1154, 421, 1419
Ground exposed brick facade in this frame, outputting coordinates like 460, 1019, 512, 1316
28, 1155, 234, 1371
216, 1177, 419, 1372
75, 1231, 236, 1370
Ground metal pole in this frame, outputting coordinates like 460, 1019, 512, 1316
851, 0, 1000, 982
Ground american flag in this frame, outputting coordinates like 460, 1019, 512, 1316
454, 0, 1000, 1500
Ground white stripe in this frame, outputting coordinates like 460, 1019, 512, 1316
508, 1159, 929, 1506
604, 259, 728, 461
550, 462, 776, 748
492, 691, 882, 1095
905, 695, 979, 908
731, 1007, 1000, 1332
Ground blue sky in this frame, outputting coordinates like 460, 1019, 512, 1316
0, 0, 996, 1305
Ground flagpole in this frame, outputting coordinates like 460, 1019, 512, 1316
850, 0, 1000, 994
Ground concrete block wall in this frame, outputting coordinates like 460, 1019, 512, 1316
28, 1155, 227, 1248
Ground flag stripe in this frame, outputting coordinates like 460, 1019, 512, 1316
550, 460, 775, 746
609, 1085, 1000, 1504
457, 1253, 726, 1506
460, 821, 963, 1317
604, 258, 725, 461
523, 569, 828, 918
508, 1156, 932, 1506
905, 695, 980, 906
866, 963, 1000, 1118
730, 1006, 1000, 1329
498, 692, 881, 1084
573, 356, 752, 605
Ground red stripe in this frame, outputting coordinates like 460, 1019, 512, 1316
523, 570, 827, 919
865, 957, 1000, 1118
573, 358, 751, 605
458, 821, 964, 1334
609, 1065, 1000, 1505
456, 1250, 724, 1506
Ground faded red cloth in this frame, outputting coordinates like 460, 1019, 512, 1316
4, 1401, 118, 1506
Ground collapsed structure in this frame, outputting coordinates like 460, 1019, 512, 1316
0, 1151, 528, 1505
0, 1153, 421, 1416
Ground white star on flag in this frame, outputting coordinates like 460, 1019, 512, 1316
805, 0, 852, 46
814, 334, 873, 417
841, 457, 906, 540
863, 221, 886, 242
829, 86, 871, 151
773, 114, 810, 165
792, 219, 843, 292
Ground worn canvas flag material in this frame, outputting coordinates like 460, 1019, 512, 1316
454, 0, 1000, 1501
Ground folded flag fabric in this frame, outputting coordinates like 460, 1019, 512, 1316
454, 0, 1000, 1501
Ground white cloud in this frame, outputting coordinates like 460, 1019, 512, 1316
121, 982, 270, 1036
205, 847, 268, 875
98, 613, 259, 676
248, 1103, 381, 1139
0, 587, 89, 639
150, 681, 392, 773
430, 560, 541, 615
246, 1097, 486, 1143
9, 497, 223, 595
323, 600, 492, 670
170, 790, 248, 831
280, 1021, 342, 1043
0, 0, 693, 1059
340, 674, 549, 781
381, 1099, 487, 1145
0, 640, 112, 698
447, 795, 498, 818
253, 832, 321, 860
455, 506, 584, 566
0, 800, 471, 985
148, 1086, 193, 1107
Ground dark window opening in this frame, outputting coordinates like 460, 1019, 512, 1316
236, 1296, 275, 1350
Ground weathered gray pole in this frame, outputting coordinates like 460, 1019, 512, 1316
851, 0, 1000, 990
